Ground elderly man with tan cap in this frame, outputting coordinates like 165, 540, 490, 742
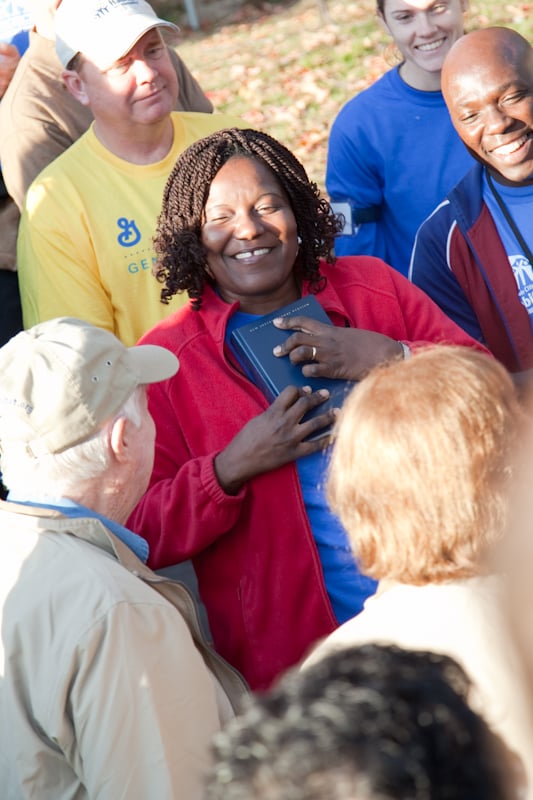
16, 0, 241, 346
0, 317, 248, 800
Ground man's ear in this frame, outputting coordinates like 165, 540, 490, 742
61, 69, 90, 106
109, 416, 130, 465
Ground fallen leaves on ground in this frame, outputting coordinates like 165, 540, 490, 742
172, 0, 533, 193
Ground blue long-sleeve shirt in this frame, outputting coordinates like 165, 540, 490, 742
326, 65, 474, 277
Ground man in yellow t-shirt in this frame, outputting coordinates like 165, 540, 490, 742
18, 0, 240, 345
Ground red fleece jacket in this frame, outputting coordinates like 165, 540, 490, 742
129, 256, 485, 689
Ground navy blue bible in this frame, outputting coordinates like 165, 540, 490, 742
230, 295, 355, 436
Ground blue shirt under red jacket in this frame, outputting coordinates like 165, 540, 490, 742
128, 256, 485, 690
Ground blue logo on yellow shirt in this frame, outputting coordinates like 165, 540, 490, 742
117, 217, 141, 247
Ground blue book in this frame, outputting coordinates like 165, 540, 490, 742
230, 295, 355, 437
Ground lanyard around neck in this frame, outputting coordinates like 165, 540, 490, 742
486, 170, 533, 267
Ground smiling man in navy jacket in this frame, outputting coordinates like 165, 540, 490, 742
409, 26, 533, 374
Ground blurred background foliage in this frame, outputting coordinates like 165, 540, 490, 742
154, 0, 533, 191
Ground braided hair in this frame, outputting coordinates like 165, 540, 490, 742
154, 128, 342, 309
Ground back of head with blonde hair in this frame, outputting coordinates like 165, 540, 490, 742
327, 346, 522, 585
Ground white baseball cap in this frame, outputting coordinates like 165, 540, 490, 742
55, 0, 180, 70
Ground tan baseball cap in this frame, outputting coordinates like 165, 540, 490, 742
0, 317, 179, 457
55, 0, 180, 70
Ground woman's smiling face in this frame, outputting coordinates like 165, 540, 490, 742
379, 0, 467, 90
201, 155, 301, 315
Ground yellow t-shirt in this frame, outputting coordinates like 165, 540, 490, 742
18, 112, 241, 346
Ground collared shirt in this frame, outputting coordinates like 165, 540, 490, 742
0, 498, 240, 799
6, 493, 149, 562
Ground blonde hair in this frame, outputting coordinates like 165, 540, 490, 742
327, 346, 521, 585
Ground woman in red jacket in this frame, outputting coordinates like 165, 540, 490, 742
129, 127, 483, 690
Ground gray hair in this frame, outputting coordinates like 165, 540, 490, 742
1, 387, 144, 498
